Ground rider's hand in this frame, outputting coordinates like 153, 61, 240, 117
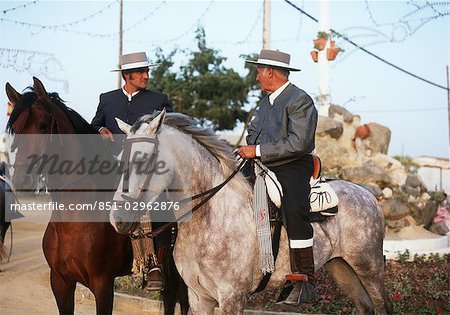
99, 127, 115, 142
237, 145, 256, 159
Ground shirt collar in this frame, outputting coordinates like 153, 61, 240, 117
122, 87, 141, 102
269, 81, 290, 105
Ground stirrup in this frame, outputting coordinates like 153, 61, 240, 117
285, 281, 317, 305
144, 267, 164, 291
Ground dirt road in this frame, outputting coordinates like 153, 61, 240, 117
0, 195, 161, 315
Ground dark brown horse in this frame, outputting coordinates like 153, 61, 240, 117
5, 77, 188, 314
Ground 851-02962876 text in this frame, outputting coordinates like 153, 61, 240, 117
9, 201, 181, 212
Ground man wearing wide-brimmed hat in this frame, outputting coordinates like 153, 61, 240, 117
237, 49, 318, 305
91, 51, 173, 141
91, 52, 173, 292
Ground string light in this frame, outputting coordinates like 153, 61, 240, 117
2, 1, 39, 15
0, 48, 68, 92
365, 0, 449, 38
0, 1, 118, 34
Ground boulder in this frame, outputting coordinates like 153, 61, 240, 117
405, 174, 427, 192
315, 136, 359, 170
386, 218, 411, 231
429, 221, 449, 235
328, 105, 355, 123
371, 153, 408, 187
361, 184, 383, 198
316, 116, 343, 139
382, 197, 410, 220
341, 160, 391, 187
360, 123, 391, 155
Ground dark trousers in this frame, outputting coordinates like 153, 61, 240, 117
269, 155, 313, 243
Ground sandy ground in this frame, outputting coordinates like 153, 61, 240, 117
0, 195, 160, 315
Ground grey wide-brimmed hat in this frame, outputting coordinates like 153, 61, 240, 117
246, 49, 301, 71
111, 52, 158, 72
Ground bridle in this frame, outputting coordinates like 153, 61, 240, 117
118, 134, 247, 239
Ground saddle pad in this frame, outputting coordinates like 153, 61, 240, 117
309, 177, 339, 213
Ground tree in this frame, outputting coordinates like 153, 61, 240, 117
150, 27, 259, 131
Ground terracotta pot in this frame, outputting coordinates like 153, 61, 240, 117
354, 124, 371, 140
313, 37, 327, 51
310, 50, 318, 63
327, 47, 340, 61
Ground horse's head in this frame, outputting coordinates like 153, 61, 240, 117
110, 109, 177, 234
6, 77, 74, 191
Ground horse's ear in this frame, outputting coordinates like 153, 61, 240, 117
115, 118, 131, 134
146, 108, 166, 136
5, 82, 21, 107
33, 77, 50, 101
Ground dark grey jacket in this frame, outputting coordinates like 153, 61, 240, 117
246, 83, 317, 167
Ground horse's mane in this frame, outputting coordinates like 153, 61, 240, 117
133, 112, 237, 175
7, 87, 97, 135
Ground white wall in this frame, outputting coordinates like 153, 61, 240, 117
417, 167, 450, 193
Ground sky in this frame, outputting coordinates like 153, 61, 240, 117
0, 0, 449, 159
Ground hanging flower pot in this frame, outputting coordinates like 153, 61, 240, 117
354, 124, 371, 140
313, 37, 327, 51
310, 50, 318, 63
327, 47, 341, 61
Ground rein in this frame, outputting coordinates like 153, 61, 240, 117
121, 135, 247, 239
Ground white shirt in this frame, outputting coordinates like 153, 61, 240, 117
255, 81, 290, 156
122, 87, 141, 102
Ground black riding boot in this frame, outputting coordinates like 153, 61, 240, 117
285, 247, 317, 305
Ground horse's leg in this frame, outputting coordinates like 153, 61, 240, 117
324, 258, 375, 314
90, 277, 115, 315
218, 292, 247, 315
350, 260, 393, 314
50, 270, 76, 315
187, 289, 216, 315
177, 278, 190, 315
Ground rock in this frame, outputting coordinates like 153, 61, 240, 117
405, 174, 427, 192
382, 187, 393, 198
316, 116, 343, 139
361, 123, 391, 155
420, 192, 431, 201
315, 136, 359, 170
371, 153, 408, 187
386, 218, 411, 231
421, 201, 439, 227
361, 184, 383, 198
341, 160, 391, 187
329, 105, 354, 123
402, 185, 421, 197
382, 197, 410, 220
429, 221, 449, 235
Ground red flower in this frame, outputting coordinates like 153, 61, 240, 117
436, 306, 443, 314
389, 292, 402, 301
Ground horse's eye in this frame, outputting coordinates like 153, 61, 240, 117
39, 123, 49, 132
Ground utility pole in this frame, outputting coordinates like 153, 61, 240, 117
447, 65, 449, 160
317, 0, 331, 116
118, 0, 123, 88
263, 0, 270, 49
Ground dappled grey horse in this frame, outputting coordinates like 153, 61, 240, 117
110, 109, 392, 314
